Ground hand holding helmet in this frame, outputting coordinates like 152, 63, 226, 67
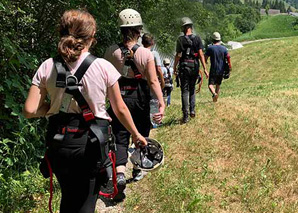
129, 138, 164, 172
132, 133, 147, 148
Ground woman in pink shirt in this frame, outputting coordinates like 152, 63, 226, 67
23, 10, 146, 213
104, 9, 165, 201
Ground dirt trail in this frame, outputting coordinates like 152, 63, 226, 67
240, 36, 298, 45
95, 161, 133, 213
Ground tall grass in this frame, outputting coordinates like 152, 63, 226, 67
125, 37, 298, 212
236, 15, 298, 41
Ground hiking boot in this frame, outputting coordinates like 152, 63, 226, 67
212, 93, 218, 102
182, 115, 189, 123
113, 173, 126, 202
190, 112, 195, 118
132, 168, 144, 182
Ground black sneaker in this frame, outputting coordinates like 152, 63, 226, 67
132, 168, 144, 181
182, 115, 189, 123
113, 173, 126, 202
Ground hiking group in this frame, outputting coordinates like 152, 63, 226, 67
23, 8, 231, 213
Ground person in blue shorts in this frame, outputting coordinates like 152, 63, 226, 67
205, 32, 232, 102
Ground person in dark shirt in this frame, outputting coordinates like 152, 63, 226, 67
173, 17, 208, 123
205, 32, 231, 102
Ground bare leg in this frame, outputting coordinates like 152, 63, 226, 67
213, 84, 220, 102
208, 84, 216, 96
116, 165, 126, 173
209, 84, 218, 102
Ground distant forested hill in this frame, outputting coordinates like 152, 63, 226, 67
286, 0, 298, 8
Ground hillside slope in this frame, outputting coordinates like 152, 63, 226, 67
124, 37, 298, 212
236, 15, 298, 41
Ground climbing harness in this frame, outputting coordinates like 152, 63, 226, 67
42, 54, 118, 212
118, 43, 150, 103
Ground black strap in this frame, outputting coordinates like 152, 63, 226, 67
118, 43, 141, 78
184, 35, 193, 46
182, 35, 197, 60
74, 54, 97, 82
166, 67, 171, 79
54, 55, 69, 88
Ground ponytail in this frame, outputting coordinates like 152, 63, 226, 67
58, 10, 96, 63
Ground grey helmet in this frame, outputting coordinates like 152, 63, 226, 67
181, 17, 193, 26
119, 9, 143, 27
129, 138, 164, 171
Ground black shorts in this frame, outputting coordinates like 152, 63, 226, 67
208, 74, 223, 85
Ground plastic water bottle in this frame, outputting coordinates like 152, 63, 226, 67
150, 99, 159, 128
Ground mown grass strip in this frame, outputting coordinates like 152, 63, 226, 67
125, 37, 298, 212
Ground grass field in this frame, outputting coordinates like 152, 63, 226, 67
125, 37, 298, 212
236, 15, 298, 41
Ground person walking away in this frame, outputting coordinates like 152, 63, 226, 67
173, 17, 208, 123
205, 32, 231, 102
23, 10, 147, 213
142, 33, 165, 90
104, 9, 165, 201
162, 58, 174, 106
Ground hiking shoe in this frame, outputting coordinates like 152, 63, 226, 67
190, 112, 195, 118
132, 168, 144, 181
212, 93, 218, 102
182, 116, 189, 124
113, 173, 126, 202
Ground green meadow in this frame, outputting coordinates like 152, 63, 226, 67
236, 15, 298, 41
125, 37, 298, 212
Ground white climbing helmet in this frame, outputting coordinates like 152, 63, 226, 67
119, 9, 143, 28
163, 58, 170, 65
212, 32, 221, 41
129, 137, 164, 172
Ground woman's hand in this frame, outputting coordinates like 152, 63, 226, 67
153, 101, 165, 124
132, 133, 147, 148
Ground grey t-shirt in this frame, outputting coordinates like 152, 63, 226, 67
152, 50, 161, 67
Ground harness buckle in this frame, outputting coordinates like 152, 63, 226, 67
66, 75, 78, 86
135, 74, 142, 79
82, 108, 95, 122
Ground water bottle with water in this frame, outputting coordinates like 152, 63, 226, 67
150, 99, 159, 128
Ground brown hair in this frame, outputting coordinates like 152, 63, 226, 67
120, 26, 142, 43
58, 10, 96, 63
182, 24, 192, 34
141, 33, 154, 48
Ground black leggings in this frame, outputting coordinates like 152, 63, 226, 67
47, 113, 109, 212
108, 97, 151, 167
55, 171, 103, 213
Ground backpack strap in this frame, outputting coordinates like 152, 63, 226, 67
118, 43, 142, 79
182, 35, 197, 60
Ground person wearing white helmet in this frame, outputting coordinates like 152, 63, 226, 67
104, 8, 165, 201
173, 17, 208, 123
205, 32, 232, 102
161, 58, 174, 106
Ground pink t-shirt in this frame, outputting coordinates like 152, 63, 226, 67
32, 52, 121, 120
104, 44, 154, 79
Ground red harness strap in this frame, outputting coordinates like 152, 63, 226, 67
99, 151, 118, 198
44, 152, 53, 213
